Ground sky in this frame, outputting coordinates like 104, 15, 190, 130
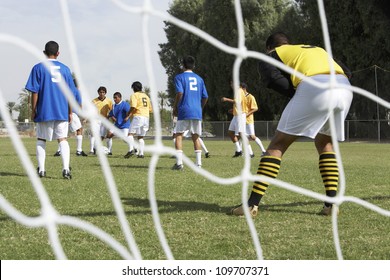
0, 0, 171, 106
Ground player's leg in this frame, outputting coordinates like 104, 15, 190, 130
55, 121, 71, 179
173, 132, 184, 170
106, 131, 113, 155
198, 137, 210, 158
137, 136, 145, 158
36, 138, 47, 177
231, 130, 297, 217
315, 133, 339, 215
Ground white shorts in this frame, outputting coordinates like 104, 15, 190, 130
228, 114, 246, 136
130, 116, 149, 136
277, 75, 353, 141
69, 113, 82, 133
36, 121, 69, 141
175, 120, 202, 136
246, 123, 255, 136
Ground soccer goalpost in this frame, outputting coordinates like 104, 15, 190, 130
1, 0, 390, 263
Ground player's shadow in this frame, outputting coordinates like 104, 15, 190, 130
121, 197, 223, 214
259, 195, 390, 215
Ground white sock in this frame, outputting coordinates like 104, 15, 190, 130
195, 150, 202, 166
176, 150, 183, 165
127, 135, 132, 152
76, 135, 83, 152
139, 138, 145, 155
56, 144, 60, 153
255, 137, 266, 153
59, 140, 70, 171
106, 138, 112, 153
128, 135, 134, 151
234, 141, 241, 152
36, 140, 46, 172
90, 136, 95, 152
198, 138, 208, 153
247, 144, 254, 156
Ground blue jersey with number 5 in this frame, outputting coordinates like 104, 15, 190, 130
25, 59, 76, 122
174, 71, 208, 120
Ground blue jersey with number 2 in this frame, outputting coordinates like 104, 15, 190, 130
25, 59, 76, 122
174, 71, 208, 120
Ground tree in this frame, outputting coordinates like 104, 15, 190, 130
6, 102, 16, 119
159, 0, 297, 121
15, 89, 31, 122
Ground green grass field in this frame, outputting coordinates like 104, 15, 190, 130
0, 137, 389, 260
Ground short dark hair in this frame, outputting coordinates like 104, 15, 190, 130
97, 86, 107, 93
240, 82, 248, 89
182, 55, 195, 70
113, 92, 122, 98
265, 32, 290, 50
44, 41, 59, 56
131, 81, 143, 92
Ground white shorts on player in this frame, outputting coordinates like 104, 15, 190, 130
228, 113, 246, 136
175, 119, 202, 135
245, 123, 256, 136
109, 127, 129, 137
36, 121, 69, 141
69, 113, 82, 133
90, 120, 108, 138
277, 74, 353, 141
129, 116, 149, 136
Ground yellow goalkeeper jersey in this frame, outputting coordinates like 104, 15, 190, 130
130, 91, 153, 117
275, 44, 346, 88
92, 97, 113, 117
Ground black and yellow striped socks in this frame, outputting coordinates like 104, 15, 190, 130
248, 156, 281, 206
319, 152, 339, 207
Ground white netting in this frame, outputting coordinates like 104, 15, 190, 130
0, 0, 390, 260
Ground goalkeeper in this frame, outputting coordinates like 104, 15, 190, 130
231, 32, 353, 217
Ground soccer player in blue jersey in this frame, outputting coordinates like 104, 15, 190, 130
106, 92, 131, 156
172, 55, 208, 170
25, 41, 75, 179
54, 78, 88, 157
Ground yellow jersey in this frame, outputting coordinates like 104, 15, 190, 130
92, 97, 113, 117
245, 93, 258, 124
232, 88, 248, 116
130, 91, 153, 117
275, 44, 346, 88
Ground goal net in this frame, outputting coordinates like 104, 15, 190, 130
0, 0, 390, 262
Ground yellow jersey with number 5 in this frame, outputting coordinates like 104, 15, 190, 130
275, 44, 346, 88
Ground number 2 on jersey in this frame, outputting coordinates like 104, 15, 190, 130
189, 77, 198, 91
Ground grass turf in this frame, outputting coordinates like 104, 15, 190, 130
0, 137, 389, 259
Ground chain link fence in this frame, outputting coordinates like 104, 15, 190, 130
2, 120, 390, 142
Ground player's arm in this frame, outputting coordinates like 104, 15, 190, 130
30, 92, 38, 121
172, 92, 183, 117
221, 97, 234, 103
258, 53, 295, 98
201, 97, 208, 109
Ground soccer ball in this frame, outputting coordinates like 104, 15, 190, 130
101, 146, 109, 154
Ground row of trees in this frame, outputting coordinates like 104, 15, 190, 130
158, 0, 390, 121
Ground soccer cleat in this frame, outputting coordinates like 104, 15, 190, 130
62, 169, 72, 180
37, 167, 46, 178
230, 204, 259, 218
261, 151, 267, 157
250, 153, 255, 158
76, 151, 88, 157
171, 163, 184, 171
124, 150, 135, 158
89, 148, 96, 155
205, 152, 210, 158
232, 151, 242, 158
53, 151, 61, 157
107, 152, 113, 156
137, 155, 144, 158
319, 205, 339, 216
